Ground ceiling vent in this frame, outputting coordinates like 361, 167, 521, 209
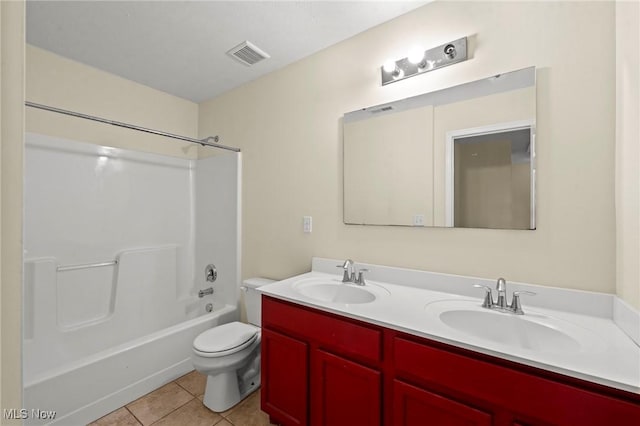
226, 41, 270, 66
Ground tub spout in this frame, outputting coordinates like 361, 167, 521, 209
198, 287, 214, 298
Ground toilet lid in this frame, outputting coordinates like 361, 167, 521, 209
193, 322, 259, 357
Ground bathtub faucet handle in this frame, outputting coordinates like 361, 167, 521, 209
205, 264, 217, 282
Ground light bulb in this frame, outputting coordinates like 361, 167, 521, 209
407, 47, 425, 65
383, 60, 397, 73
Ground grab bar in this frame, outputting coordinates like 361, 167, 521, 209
57, 260, 118, 272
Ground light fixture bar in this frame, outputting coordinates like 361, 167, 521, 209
381, 37, 468, 86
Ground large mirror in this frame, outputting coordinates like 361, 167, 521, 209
343, 67, 536, 229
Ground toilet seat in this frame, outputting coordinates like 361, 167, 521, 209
193, 322, 259, 358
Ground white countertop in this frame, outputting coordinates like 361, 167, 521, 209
258, 261, 640, 395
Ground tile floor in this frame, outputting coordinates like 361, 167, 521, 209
89, 371, 276, 426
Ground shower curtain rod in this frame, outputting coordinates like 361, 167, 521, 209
25, 101, 240, 153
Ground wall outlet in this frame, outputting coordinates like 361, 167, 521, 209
412, 214, 425, 227
303, 216, 312, 233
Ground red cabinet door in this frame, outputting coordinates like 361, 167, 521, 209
261, 329, 309, 426
393, 379, 493, 426
311, 349, 382, 426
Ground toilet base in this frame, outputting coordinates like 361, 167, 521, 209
202, 368, 261, 412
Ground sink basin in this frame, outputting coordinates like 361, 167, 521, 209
291, 277, 388, 304
440, 309, 580, 352
425, 300, 603, 354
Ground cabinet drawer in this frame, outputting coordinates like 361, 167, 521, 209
393, 379, 492, 426
394, 336, 640, 426
262, 296, 382, 363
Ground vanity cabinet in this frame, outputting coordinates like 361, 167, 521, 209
261, 296, 383, 426
392, 379, 492, 426
262, 329, 308, 426
311, 349, 382, 425
393, 335, 640, 425
261, 296, 640, 426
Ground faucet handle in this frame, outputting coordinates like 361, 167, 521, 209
513, 290, 536, 296
510, 291, 536, 315
473, 284, 494, 308
356, 269, 368, 286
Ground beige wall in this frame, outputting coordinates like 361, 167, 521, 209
615, 1, 640, 310
1, 0, 25, 419
199, 1, 617, 293
26, 45, 199, 158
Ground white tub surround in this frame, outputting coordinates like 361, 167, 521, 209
23, 133, 242, 425
258, 258, 640, 395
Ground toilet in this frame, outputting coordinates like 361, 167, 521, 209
192, 277, 274, 412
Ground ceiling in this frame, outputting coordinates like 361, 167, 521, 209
27, 1, 428, 103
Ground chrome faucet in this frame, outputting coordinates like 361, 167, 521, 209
336, 259, 367, 286
496, 277, 508, 309
198, 287, 214, 298
473, 278, 535, 315
338, 259, 355, 282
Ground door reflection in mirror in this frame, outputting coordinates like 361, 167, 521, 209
447, 125, 534, 230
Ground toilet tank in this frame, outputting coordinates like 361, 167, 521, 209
243, 277, 275, 326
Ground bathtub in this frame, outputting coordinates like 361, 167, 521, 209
23, 304, 238, 426
23, 134, 243, 425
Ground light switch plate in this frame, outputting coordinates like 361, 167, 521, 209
303, 216, 312, 233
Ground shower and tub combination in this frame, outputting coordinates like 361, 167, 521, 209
22, 104, 243, 425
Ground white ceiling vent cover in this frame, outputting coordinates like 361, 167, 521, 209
226, 41, 271, 66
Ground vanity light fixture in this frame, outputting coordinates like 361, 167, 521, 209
381, 37, 468, 85
382, 60, 404, 79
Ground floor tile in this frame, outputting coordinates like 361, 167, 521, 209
175, 370, 207, 397
214, 420, 233, 426
219, 401, 236, 418
89, 407, 141, 426
126, 382, 194, 425
224, 390, 275, 426
150, 398, 222, 426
